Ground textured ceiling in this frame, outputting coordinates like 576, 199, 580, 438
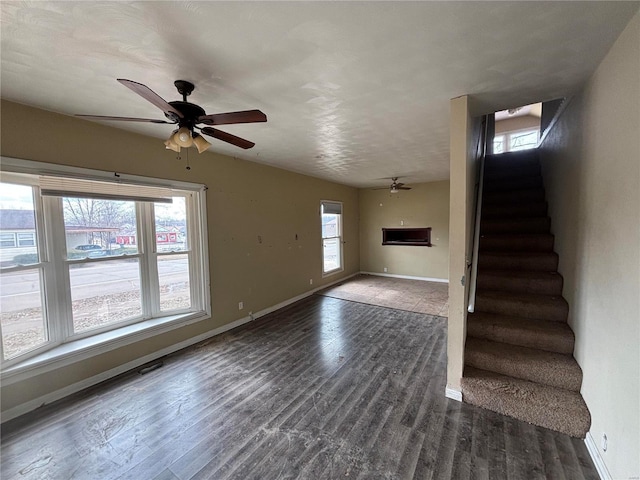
1, 1, 637, 188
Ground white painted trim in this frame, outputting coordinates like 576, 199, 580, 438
585, 431, 611, 480
1, 272, 358, 423
360, 271, 449, 283
445, 387, 463, 402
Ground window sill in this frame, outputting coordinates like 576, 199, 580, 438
322, 267, 344, 278
1, 310, 210, 385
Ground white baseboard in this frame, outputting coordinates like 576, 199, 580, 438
1, 272, 358, 424
360, 271, 449, 283
585, 431, 611, 480
445, 387, 463, 402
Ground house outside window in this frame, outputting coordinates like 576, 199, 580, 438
321, 201, 343, 275
0, 159, 210, 369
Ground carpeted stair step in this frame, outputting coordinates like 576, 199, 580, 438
478, 252, 559, 271
481, 216, 550, 234
483, 175, 543, 192
476, 270, 563, 295
484, 151, 539, 170
484, 162, 541, 180
461, 366, 591, 438
482, 201, 548, 219
483, 188, 546, 206
474, 290, 569, 322
467, 312, 574, 354
479, 233, 555, 252
464, 338, 582, 391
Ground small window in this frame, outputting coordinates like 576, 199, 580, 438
17, 232, 36, 247
494, 129, 539, 153
0, 233, 16, 248
321, 201, 343, 275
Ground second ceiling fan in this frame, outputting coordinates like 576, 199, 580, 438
374, 177, 412, 193
77, 79, 267, 152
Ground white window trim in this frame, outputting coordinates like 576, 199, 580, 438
320, 200, 344, 277
0, 157, 211, 382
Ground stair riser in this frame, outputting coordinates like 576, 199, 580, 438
475, 296, 568, 322
480, 235, 554, 252
477, 274, 563, 295
464, 349, 582, 391
481, 218, 551, 234
484, 176, 543, 192
479, 254, 559, 271
482, 202, 547, 219
466, 320, 574, 354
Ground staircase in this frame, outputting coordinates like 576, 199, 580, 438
461, 150, 591, 438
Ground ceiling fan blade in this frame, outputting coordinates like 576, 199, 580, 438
117, 79, 183, 119
200, 127, 255, 149
395, 182, 405, 188
398, 186, 412, 190
76, 114, 173, 124
198, 110, 267, 126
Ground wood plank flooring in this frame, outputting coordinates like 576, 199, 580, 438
1, 295, 599, 480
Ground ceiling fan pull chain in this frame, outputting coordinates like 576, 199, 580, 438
185, 148, 191, 171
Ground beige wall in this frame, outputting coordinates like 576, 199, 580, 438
495, 114, 540, 135
447, 95, 481, 392
0, 100, 360, 414
539, 12, 639, 479
359, 181, 450, 280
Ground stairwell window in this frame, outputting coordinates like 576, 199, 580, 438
0, 159, 209, 370
494, 128, 539, 154
321, 201, 343, 275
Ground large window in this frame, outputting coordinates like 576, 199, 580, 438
321, 201, 343, 275
0, 160, 209, 368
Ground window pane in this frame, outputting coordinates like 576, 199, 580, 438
0, 269, 47, 359
0, 183, 39, 267
155, 197, 187, 253
509, 130, 538, 151
157, 254, 191, 312
63, 197, 137, 259
69, 259, 142, 333
323, 237, 341, 273
322, 214, 339, 239
493, 135, 505, 154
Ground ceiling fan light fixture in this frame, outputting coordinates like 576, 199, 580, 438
193, 133, 211, 153
173, 126, 193, 147
164, 134, 181, 152
390, 187, 399, 193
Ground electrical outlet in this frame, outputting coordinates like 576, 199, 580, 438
238, 301, 243, 310
383, 267, 388, 273
602, 433, 608, 452
310, 279, 313, 285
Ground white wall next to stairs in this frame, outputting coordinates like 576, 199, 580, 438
539, 11, 639, 480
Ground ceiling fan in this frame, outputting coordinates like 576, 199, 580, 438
374, 177, 412, 193
77, 79, 267, 152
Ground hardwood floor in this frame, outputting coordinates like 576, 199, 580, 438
1, 296, 598, 480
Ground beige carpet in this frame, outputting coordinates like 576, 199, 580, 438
317, 274, 448, 317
